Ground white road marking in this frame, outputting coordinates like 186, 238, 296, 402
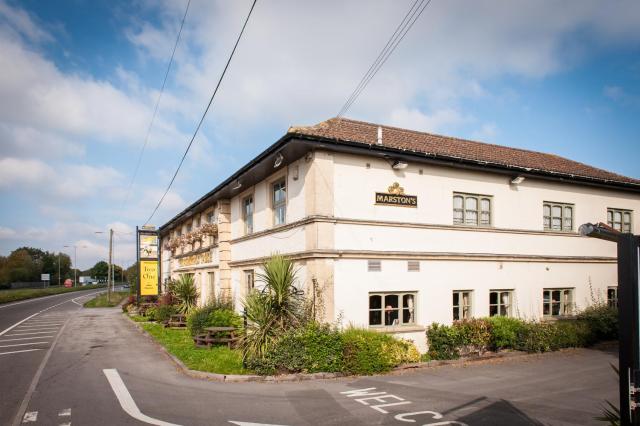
0, 336, 52, 342
103, 369, 182, 426
228, 422, 290, 426
59, 423, 71, 426
6, 331, 57, 337
0, 342, 49, 348
22, 411, 37, 423
15, 326, 60, 330
58, 408, 71, 416
0, 349, 43, 356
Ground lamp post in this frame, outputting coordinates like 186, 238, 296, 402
580, 222, 640, 426
63, 245, 87, 287
96, 229, 114, 303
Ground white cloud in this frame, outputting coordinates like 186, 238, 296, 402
0, 226, 17, 239
0, 0, 53, 44
389, 107, 469, 133
471, 123, 499, 141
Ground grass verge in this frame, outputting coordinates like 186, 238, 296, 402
84, 291, 129, 308
0, 284, 107, 304
138, 321, 248, 375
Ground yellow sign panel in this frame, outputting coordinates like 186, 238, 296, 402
140, 260, 158, 296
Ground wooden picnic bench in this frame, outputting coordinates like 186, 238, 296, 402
165, 314, 187, 329
193, 326, 239, 349
138, 302, 155, 316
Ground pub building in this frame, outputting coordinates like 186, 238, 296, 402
158, 117, 640, 351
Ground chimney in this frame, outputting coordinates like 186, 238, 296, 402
377, 126, 383, 145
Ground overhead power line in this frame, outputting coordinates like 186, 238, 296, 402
337, 0, 432, 117
144, 0, 258, 226
121, 0, 191, 211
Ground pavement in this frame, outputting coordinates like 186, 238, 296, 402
0, 297, 619, 426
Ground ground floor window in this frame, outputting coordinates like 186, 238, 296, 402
453, 290, 472, 321
244, 270, 254, 293
489, 290, 512, 317
207, 272, 215, 301
369, 292, 416, 327
607, 286, 618, 308
543, 288, 574, 317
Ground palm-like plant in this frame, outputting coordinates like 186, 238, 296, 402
171, 274, 199, 314
241, 254, 304, 359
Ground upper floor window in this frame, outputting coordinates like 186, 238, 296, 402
243, 196, 254, 235
543, 288, 574, 317
369, 292, 416, 327
194, 216, 201, 228
453, 193, 491, 226
273, 179, 286, 225
490, 290, 512, 317
186, 223, 192, 233
206, 211, 215, 224
607, 286, 618, 308
608, 208, 632, 233
543, 202, 573, 231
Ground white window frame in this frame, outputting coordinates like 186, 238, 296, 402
607, 208, 633, 233
453, 193, 492, 227
243, 195, 254, 235
453, 290, 473, 321
543, 202, 574, 231
607, 286, 618, 308
542, 288, 574, 317
272, 179, 286, 226
489, 290, 513, 317
244, 269, 254, 293
368, 292, 416, 327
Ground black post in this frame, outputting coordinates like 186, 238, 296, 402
157, 230, 162, 296
242, 307, 248, 369
618, 234, 640, 426
136, 226, 141, 305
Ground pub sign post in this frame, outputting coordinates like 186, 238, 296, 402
136, 225, 159, 304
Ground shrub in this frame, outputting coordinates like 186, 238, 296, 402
551, 320, 595, 349
426, 323, 461, 360
578, 304, 618, 341
456, 318, 492, 356
241, 255, 305, 359
248, 322, 344, 375
516, 321, 557, 353
150, 304, 177, 322
342, 328, 419, 375
488, 316, 526, 350
171, 275, 199, 314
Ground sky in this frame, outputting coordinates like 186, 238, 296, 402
0, 0, 639, 270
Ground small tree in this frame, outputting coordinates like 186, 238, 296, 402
241, 254, 304, 359
171, 275, 199, 314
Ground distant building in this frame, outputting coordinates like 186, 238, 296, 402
158, 117, 639, 351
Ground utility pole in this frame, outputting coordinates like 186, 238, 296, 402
107, 228, 113, 303
58, 252, 61, 286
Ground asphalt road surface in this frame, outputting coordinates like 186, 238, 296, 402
0, 299, 618, 426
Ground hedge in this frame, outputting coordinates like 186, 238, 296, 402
426, 305, 618, 360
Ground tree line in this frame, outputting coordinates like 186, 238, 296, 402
0, 246, 129, 289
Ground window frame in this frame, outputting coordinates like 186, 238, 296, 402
272, 178, 287, 226
543, 201, 574, 232
607, 208, 633, 233
244, 269, 254, 293
453, 192, 493, 227
242, 195, 254, 235
368, 291, 417, 328
607, 286, 618, 308
489, 290, 513, 317
542, 288, 574, 317
453, 290, 473, 321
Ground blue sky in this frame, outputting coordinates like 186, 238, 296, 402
0, 0, 639, 269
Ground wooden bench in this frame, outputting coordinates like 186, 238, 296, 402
165, 314, 187, 329
138, 302, 156, 316
194, 326, 239, 349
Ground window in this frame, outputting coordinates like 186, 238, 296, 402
543, 288, 574, 317
207, 272, 215, 301
367, 260, 381, 272
206, 211, 214, 223
453, 193, 492, 226
244, 270, 254, 293
176, 229, 182, 237
186, 223, 192, 233
543, 202, 573, 231
195, 216, 201, 228
607, 286, 618, 308
453, 290, 472, 321
608, 208, 632, 232
407, 260, 420, 272
243, 196, 254, 234
369, 292, 416, 327
489, 290, 512, 317
272, 179, 286, 225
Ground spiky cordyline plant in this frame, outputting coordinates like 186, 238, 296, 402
170, 274, 199, 314
241, 254, 304, 359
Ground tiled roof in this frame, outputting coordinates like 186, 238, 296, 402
289, 117, 640, 187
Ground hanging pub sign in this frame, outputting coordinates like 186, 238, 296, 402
137, 226, 159, 297
375, 182, 417, 207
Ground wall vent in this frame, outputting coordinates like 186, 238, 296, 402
408, 260, 420, 272
368, 259, 381, 272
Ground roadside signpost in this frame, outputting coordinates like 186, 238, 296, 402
137, 226, 159, 303
41, 273, 50, 288
579, 223, 640, 425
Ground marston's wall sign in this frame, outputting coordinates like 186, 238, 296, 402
375, 182, 417, 207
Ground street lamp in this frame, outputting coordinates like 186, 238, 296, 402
63, 245, 87, 287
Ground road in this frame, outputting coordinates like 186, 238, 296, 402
1, 299, 618, 426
